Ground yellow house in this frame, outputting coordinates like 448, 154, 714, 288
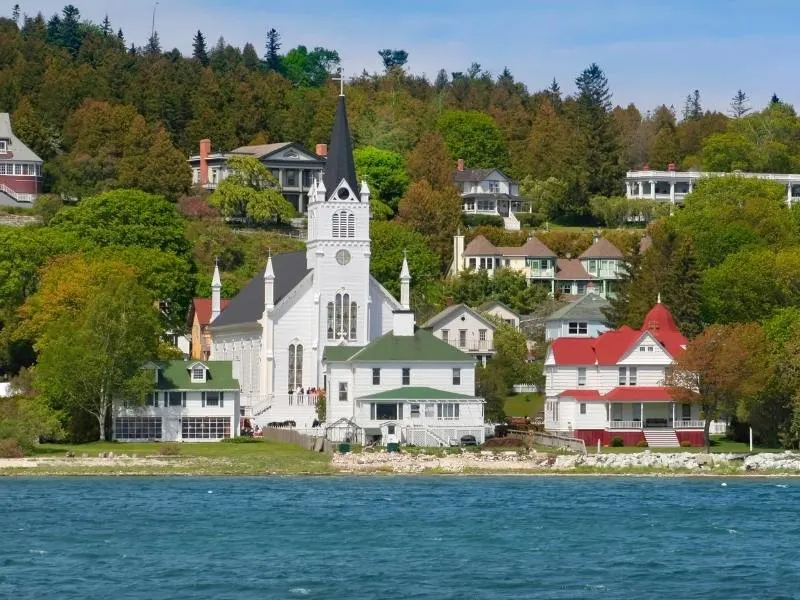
187, 297, 229, 360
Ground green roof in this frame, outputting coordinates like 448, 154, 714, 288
322, 345, 364, 362
148, 360, 239, 391
350, 328, 474, 362
360, 386, 475, 400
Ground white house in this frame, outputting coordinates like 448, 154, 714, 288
112, 360, 241, 442
545, 293, 610, 341
454, 160, 528, 230
422, 304, 496, 365
323, 292, 485, 446
479, 300, 520, 329
544, 300, 720, 447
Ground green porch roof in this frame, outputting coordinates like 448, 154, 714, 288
360, 386, 475, 400
350, 328, 474, 363
148, 360, 239, 391
322, 345, 364, 362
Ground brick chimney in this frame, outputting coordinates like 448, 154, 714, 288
457, 158, 465, 172
642, 163, 650, 171
199, 139, 211, 186
315, 143, 328, 157
667, 162, 676, 172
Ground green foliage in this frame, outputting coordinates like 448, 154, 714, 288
369, 221, 440, 299
354, 146, 409, 211
611, 436, 624, 447
462, 214, 504, 228
589, 196, 670, 228
519, 177, 569, 224
0, 394, 63, 454
282, 45, 340, 87
436, 110, 509, 170
160, 443, 182, 455
209, 155, 296, 224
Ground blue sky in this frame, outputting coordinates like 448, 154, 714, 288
28, 0, 797, 113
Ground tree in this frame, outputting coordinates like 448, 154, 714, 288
209, 155, 296, 224
378, 49, 409, 70
368, 221, 440, 299
397, 180, 462, 269
354, 146, 409, 211
476, 323, 534, 422
242, 43, 260, 70
520, 177, 568, 224
730, 89, 750, 118
282, 46, 340, 87
29, 257, 160, 441
0, 393, 63, 454
436, 110, 509, 170
192, 30, 209, 66
100, 14, 111, 36
548, 78, 562, 111
517, 99, 574, 180
682, 89, 702, 121
11, 4, 20, 24
406, 131, 453, 191
59, 5, 82, 55
265, 28, 282, 71
667, 323, 771, 451
118, 124, 191, 200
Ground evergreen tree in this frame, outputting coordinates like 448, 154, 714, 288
146, 31, 161, 55
682, 89, 702, 121
574, 63, 623, 198
128, 43, 136, 55
730, 89, 751, 118
101, 15, 111, 36
434, 69, 449, 89
242, 42, 260, 70
117, 28, 124, 42
46, 14, 61, 44
664, 236, 702, 337
264, 28, 281, 71
60, 5, 82, 55
192, 30, 209, 66
378, 49, 409, 70
771, 93, 781, 105
12, 4, 20, 24
548, 77, 562, 111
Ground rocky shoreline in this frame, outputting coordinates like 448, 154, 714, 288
332, 449, 800, 474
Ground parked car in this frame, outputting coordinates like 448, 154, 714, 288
460, 435, 478, 446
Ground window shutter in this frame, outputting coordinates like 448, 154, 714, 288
398, 403, 403, 420
202, 392, 206, 407
182, 392, 186, 408
219, 392, 224, 408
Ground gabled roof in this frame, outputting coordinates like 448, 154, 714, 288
349, 328, 474, 363
579, 238, 623, 259
210, 251, 310, 329
453, 168, 493, 182
555, 258, 592, 280
322, 345, 364, 363
360, 387, 475, 400
463, 234, 556, 258
0, 113, 42, 163
548, 302, 687, 366
463, 234, 499, 255
322, 96, 358, 200
422, 303, 496, 331
151, 360, 239, 391
478, 300, 519, 318
190, 298, 230, 328
546, 293, 608, 322
231, 142, 292, 157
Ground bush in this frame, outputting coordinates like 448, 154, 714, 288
0, 439, 24, 458
483, 437, 523, 448
159, 443, 181, 456
680, 440, 694, 448
636, 439, 649, 448
220, 436, 263, 444
462, 214, 504, 228
611, 436, 624, 447
514, 212, 545, 228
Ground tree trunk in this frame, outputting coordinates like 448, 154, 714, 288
703, 417, 711, 453
97, 412, 106, 442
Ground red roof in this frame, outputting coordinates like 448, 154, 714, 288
549, 302, 686, 365
560, 386, 674, 402
191, 297, 230, 327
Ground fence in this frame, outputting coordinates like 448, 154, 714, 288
512, 384, 539, 393
509, 429, 587, 454
260, 427, 335, 454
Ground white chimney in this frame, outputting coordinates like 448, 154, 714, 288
392, 310, 415, 337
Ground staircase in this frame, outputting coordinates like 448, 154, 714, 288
503, 213, 520, 231
643, 429, 680, 448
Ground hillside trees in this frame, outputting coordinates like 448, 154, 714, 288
436, 110, 509, 170
354, 146, 409, 211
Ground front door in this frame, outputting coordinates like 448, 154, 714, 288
611, 403, 622, 423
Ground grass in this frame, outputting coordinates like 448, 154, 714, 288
593, 436, 784, 455
504, 392, 544, 418
0, 440, 333, 476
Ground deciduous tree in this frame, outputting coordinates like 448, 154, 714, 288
397, 179, 462, 269
436, 110, 509, 170
354, 146, 409, 211
406, 131, 453, 191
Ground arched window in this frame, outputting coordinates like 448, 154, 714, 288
288, 343, 303, 391
327, 293, 358, 340
332, 210, 354, 238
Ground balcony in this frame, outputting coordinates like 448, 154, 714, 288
443, 338, 494, 353
609, 419, 705, 430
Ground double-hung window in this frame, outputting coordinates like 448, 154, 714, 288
577, 367, 586, 387
167, 391, 184, 407
452, 368, 461, 385
203, 391, 222, 407
619, 367, 627, 386
402, 368, 410, 386
338, 382, 348, 402
628, 367, 637, 386
372, 368, 381, 385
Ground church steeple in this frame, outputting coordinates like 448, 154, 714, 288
322, 95, 358, 200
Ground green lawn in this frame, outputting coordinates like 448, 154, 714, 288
504, 392, 544, 418
593, 435, 784, 454
1, 439, 333, 476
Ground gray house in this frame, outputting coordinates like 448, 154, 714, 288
545, 293, 610, 341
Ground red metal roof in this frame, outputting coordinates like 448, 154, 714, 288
191, 298, 230, 327
557, 389, 603, 399
559, 386, 675, 402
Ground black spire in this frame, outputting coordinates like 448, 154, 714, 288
323, 95, 358, 199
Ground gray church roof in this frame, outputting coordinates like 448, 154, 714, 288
322, 96, 358, 199
210, 251, 310, 329
0, 113, 43, 163
545, 293, 609, 322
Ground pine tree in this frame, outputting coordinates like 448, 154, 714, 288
730, 89, 750, 118
264, 28, 281, 71
771, 93, 781, 105
101, 15, 111, 36
434, 69, 449, 89
60, 5, 81, 55
192, 30, 209, 66
128, 43, 136, 56
603, 249, 642, 328
242, 43, 260, 70
12, 4, 20, 24
146, 31, 161, 55
664, 236, 702, 338
117, 28, 124, 42
548, 77, 562, 111
682, 89, 702, 121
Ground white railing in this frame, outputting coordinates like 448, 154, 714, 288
529, 269, 555, 279
674, 419, 705, 429
512, 384, 539, 393
406, 427, 450, 447
445, 338, 493, 352
609, 420, 642, 429
0, 183, 35, 203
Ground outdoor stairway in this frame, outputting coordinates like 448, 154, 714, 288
643, 429, 680, 448
503, 214, 521, 231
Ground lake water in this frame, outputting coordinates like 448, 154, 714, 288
2, 476, 799, 599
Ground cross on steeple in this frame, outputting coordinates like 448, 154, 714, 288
332, 69, 345, 96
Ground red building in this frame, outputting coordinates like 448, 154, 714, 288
0, 113, 43, 207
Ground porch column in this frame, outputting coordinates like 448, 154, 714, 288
298, 173, 305, 214
669, 181, 675, 204
625, 182, 631, 198
688, 179, 694, 193
638, 182, 644, 198
672, 402, 675, 426
641, 402, 644, 429
788, 183, 793, 206
650, 181, 656, 200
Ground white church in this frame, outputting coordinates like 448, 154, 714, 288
209, 94, 486, 445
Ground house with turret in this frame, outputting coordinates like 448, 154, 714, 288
0, 113, 43, 207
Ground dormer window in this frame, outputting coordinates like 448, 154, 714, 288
191, 365, 207, 383
0, 140, 7, 153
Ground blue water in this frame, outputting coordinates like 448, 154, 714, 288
1, 477, 800, 599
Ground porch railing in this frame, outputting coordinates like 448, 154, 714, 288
609, 419, 706, 430
444, 338, 493, 352
609, 420, 642, 429
674, 419, 705, 429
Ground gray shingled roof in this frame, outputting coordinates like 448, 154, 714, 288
422, 303, 496, 331
545, 293, 609, 322
230, 142, 292, 157
210, 251, 310, 328
453, 168, 492, 182
0, 113, 43, 163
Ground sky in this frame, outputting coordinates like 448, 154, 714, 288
23, 0, 800, 113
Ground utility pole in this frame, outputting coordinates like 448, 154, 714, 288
151, 2, 159, 41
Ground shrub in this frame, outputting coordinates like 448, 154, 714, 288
636, 439, 648, 448
159, 443, 181, 456
220, 436, 262, 444
680, 440, 694, 448
514, 212, 545, 228
611, 436, 624, 447
0, 439, 24, 458
462, 214, 504, 228
483, 437, 523, 448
